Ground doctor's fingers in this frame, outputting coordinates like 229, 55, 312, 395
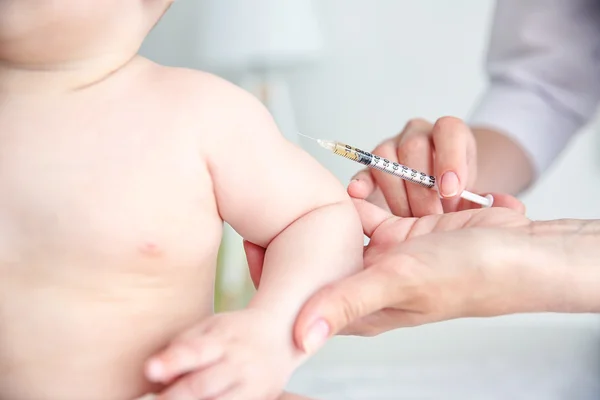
365, 118, 441, 217
348, 119, 429, 216
430, 116, 477, 211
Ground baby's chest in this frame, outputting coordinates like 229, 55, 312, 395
0, 128, 220, 265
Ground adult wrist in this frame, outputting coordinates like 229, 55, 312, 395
464, 220, 596, 318
524, 219, 600, 314
466, 225, 547, 318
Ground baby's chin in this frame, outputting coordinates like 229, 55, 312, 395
1, 45, 87, 68
0, 26, 93, 66
0, 33, 138, 69
0, 4, 148, 66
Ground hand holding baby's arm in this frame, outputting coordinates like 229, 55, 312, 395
145, 79, 364, 400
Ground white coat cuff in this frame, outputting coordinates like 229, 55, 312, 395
468, 83, 581, 179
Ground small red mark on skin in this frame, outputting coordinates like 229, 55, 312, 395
140, 242, 163, 258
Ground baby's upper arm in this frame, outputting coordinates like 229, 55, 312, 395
201, 77, 350, 247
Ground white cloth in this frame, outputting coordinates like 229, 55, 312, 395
468, 0, 600, 178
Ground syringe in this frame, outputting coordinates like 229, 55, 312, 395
298, 133, 493, 208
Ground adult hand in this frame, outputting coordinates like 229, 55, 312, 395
290, 197, 536, 354
354, 117, 487, 216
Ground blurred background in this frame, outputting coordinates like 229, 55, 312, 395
140, 1, 600, 398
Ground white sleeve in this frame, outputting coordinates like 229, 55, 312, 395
468, 0, 600, 177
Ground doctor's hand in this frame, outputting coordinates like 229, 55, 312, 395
290, 197, 534, 354
354, 117, 523, 216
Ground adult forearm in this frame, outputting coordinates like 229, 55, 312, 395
527, 219, 600, 313
471, 127, 535, 195
481, 219, 600, 317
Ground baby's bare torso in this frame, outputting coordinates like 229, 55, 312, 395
0, 59, 223, 400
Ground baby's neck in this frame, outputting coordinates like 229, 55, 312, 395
0, 52, 140, 95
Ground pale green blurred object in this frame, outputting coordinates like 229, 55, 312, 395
214, 224, 256, 313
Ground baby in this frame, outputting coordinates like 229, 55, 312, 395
0, 1, 364, 399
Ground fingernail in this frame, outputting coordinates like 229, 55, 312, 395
302, 319, 330, 354
440, 171, 459, 197
145, 359, 165, 382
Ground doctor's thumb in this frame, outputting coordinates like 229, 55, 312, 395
293, 268, 390, 355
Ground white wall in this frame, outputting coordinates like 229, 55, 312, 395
141, 1, 600, 398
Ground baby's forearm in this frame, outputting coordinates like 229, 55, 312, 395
247, 199, 364, 328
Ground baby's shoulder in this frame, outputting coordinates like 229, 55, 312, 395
143, 60, 276, 141
148, 61, 261, 113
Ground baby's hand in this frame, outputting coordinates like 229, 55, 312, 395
145, 308, 302, 400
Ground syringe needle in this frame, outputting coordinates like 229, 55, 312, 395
297, 132, 336, 151
297, 132, 320, 142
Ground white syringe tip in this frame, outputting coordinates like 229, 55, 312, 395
317, 139, 336, 151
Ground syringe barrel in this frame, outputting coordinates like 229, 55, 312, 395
331, 142, 436, 189
329, 142, 373, 164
